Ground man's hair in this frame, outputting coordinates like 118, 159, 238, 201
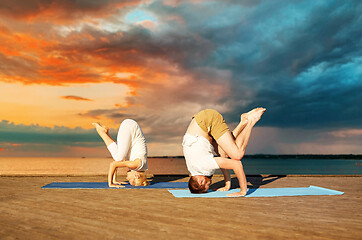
188, 176, 209, 194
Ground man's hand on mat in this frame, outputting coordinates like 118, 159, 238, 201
227, 190, 247, 197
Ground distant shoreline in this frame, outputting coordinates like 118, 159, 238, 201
1, 155, 361, 160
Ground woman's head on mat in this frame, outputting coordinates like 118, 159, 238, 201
188, 175, 212, 193
127, 171, 149, 186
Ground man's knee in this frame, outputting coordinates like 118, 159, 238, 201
228, 151, 244, 161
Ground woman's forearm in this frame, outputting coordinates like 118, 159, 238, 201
108, 161, 126, 185
113, 168, 118, 183
108, 162, 117, 186
108, 160, 140, 186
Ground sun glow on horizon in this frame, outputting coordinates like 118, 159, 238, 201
0, 82, 130, 128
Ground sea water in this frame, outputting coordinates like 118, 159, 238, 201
242, 158, 361, 175
0, 156, 361, 175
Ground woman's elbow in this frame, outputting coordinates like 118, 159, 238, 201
110, 161, 117, 168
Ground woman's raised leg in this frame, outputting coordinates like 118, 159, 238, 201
92, 122, 114, 146
93, 120, 135, 162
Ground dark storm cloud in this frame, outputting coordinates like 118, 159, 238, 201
146, 0, 362, 128
57, 23, 213, 71
64, 0, 361, 131
0, 0, 139, 21
223, 1, 362, 128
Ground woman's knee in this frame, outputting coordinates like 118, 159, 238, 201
121, 119, 137, 127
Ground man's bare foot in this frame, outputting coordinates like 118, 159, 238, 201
227, 188, 247, 197
92, 122, 109, 135
247, 107, 266, 125
216, 185, 231, 192
241, 113, 248, 123
227, 190, 247, 197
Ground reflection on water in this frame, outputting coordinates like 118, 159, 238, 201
243, 158, 362, 175
0, 157, 113, 175
0, 157, 361, 175
0, 157, 188, 175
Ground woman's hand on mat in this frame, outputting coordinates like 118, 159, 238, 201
113, 181, 128, 185
227, 190, 247, 197
108, 183, 125, 188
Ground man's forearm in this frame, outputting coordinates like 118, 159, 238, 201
233, 161, 247, 194
220, 168, 231, 187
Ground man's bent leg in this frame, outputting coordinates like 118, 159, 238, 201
216, 108, 265, 160
215, 113, 249, 191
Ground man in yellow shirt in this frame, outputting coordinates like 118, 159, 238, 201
183, 108, 265, 197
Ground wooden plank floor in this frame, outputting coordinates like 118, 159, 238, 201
0, 176, 361, 240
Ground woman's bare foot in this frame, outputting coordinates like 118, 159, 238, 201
92, 122, 109, 135
108, 183, 125, 188
247, 107, 266, 125
227, 189, 247, 197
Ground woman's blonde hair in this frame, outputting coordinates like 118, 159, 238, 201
134, 172, 149, 186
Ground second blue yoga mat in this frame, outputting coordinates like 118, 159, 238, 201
169, 185, 344, 198
42, 181, 188, 189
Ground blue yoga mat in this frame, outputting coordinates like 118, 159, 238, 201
168, 185, 344, 198
42, 181, 188, 189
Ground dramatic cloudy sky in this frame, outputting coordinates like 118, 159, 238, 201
0, 0, 361, 157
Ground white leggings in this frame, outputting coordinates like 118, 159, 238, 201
107, 119, 148, 171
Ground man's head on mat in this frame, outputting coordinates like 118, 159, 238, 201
127, 171, 149, 186
188, 175, 212, 193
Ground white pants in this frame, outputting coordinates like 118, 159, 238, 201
107, 119, 148, 171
